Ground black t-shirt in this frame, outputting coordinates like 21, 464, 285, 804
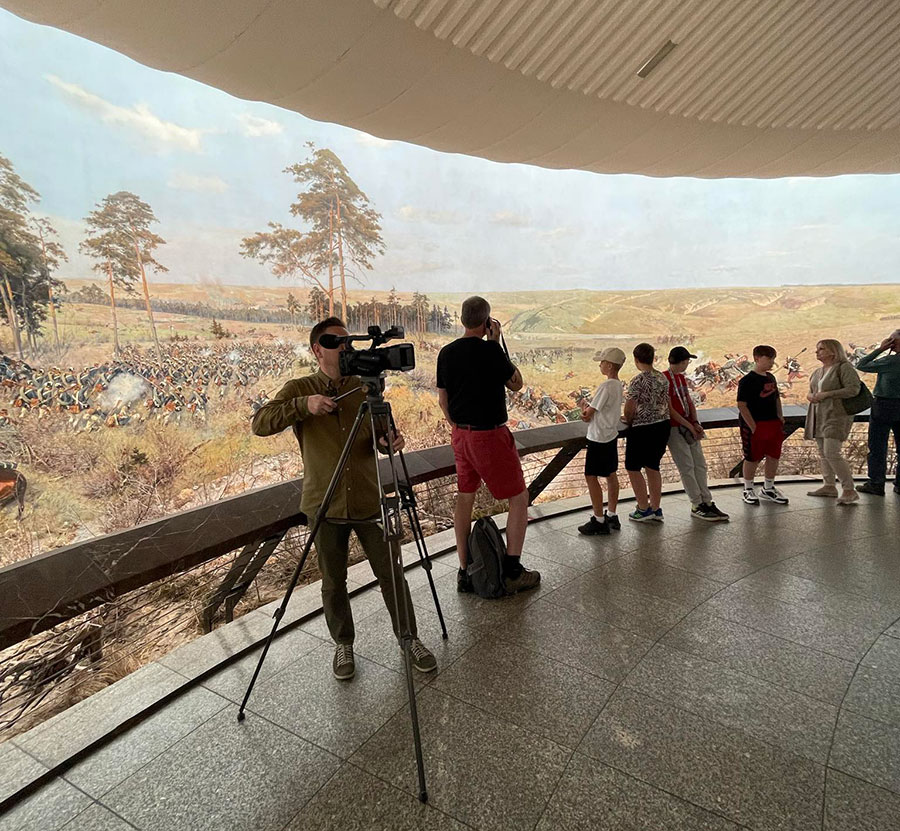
737, 371, 780, 422
436, 338, 516, 426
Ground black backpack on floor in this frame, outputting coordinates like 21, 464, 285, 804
466, 516, 509, 599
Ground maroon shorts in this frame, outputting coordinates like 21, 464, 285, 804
451, 425, 526, 499
740, 419, 785, 462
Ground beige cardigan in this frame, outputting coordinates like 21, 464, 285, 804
804, 360, 861, 441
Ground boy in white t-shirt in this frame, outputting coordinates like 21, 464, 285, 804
578, 347, 626, 535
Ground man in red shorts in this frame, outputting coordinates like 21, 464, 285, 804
437, 296, 541, 593
737, 344, 789, 505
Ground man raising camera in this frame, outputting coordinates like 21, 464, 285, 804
252, 317, 436, 681
437, 297, 541, 593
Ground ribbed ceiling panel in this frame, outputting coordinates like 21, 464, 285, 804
7, 0, 900, 176
374, 0, 900, 130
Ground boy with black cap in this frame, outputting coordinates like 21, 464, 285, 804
578, 346, 626, 535
665, 346, 729, 521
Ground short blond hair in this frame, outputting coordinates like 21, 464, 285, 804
817, 339, 848, 362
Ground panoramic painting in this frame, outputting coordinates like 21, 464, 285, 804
1, 8, 899, 563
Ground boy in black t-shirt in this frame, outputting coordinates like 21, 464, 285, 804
736, 345, 789, 505
436, 296, 541, 595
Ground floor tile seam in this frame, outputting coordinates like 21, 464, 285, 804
527, 746, 579, 831
731, 567, 900, 620
0, 679, 236, 815
763, 563, 900, 618
490, 631, 626, 688
58, 692, 232, 802
273, 762, 353, 831
573, 554, 829, 767
592, 553, 732, 599
536, 589, 673, 644
824, 765, 900, 801
823, 610, 900, 798
699, 550, 899, 630
572, 575, 721, 757
412, 682, 577, 756
654, 627, 857, 708
240, 676, 416, 763
618, 641, 840, 765
694, 606, 872, 664
352, 623, 490, 682
336, 758, 481, 830
701, 583, 895, 642
587, 681, 831, 778
63, 797, 141, 831
562, 750, 757, 831
692, 588, 884, 664
231, 636, 335, 692
608, 538, 812, 588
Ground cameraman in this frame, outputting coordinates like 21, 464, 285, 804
252, 317, 436, 681
437, 296, 541, 594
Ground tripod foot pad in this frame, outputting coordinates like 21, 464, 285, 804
418, 791, 428, 804
237, 711, 246, 722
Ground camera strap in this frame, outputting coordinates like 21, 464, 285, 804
499, 331, 510, 359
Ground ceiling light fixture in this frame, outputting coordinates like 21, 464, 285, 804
636, 39, 677, 78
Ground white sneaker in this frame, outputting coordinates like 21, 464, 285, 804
759, 486, 789, 504
742, 488, 759, 505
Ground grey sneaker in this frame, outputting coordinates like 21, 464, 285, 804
407, 639, 437, 673
333, 644, 355, 680
505, 566, 541, 593
759, 486, 789, 504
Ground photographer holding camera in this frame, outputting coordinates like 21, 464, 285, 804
252, 317, 436, 681
437, 296, 541, 594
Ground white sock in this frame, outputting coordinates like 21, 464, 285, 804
605, 510, 617, 518
764, 478, 775, 490
593, 513, 604, 522
743, 478, 755, 490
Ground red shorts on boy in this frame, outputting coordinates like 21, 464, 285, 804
740, 418, 784, 462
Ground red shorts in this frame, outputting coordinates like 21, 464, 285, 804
740, 418, 785, 462
451, 425, 526, 499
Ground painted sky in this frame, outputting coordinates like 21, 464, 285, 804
2, 9, 899, 294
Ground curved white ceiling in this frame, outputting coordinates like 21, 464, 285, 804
6, 0, 900, 177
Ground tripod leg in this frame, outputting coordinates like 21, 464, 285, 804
401, 499, 448, 640
395, 445, 448, 641
236, 527, 318, 720
369, 401, 428, 801
238, 401, 370, 721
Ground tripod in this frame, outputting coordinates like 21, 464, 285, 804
237, 373, 447, 803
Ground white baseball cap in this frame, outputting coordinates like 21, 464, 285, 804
593, 347, 626, 366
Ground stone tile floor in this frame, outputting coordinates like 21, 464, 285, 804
2, 483, 900, 830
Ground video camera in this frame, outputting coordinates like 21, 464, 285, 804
319, 325, 416, 377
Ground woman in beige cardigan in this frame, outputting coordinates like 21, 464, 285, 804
805, 339, 861, 504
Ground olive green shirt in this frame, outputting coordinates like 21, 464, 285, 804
856, 346, 900, 399
251, 369, 381, 520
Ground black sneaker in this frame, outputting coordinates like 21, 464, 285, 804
691, 503, 716, 521
606, 513, 621, 531
706, 502, 730, 521
858, 480, 885, 496
333, 644, 355, 681
578, 516, 610, 535
457, 568, 474, 593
